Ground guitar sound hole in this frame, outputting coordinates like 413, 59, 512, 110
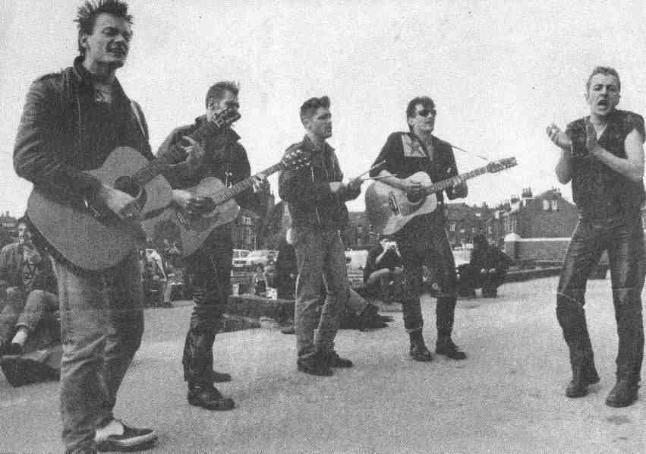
114, 176, 147, 208
407, 193, 424, 204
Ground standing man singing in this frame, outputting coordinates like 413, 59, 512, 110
13, 1, 200, 451
370, 96, 468, 362
547, 66, 645, 407
157, 81, 268, 410
279, 96, 362, 376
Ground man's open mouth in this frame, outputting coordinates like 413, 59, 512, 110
598, 100, 609, 107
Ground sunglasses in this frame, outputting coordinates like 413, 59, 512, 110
416, 108, 436, 118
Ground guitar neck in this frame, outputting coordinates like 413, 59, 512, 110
210, 162, 284, 205
131, 120, 227, 187
424, 166, 489, 195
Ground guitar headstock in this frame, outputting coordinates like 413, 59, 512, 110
282, 149, 311, 170
486, 157, 517, 173
211, 107, 241, 128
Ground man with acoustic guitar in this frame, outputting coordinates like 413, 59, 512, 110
12, 1, 205, 452
156, 81, 268, 411
369, 96, 468, 362
279, 96, 362, 376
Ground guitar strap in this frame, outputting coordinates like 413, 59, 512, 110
130, 101, 148, 140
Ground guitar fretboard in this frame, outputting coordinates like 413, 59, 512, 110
424, 166, 489, 195
130, 117, 231, 186
211, 162, 285, 205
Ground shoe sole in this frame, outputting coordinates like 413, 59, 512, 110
97, 436, 157, 452
297, 364, 333, 376
188, 398, 235, 411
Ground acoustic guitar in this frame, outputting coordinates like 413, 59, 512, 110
147, 148, 309, 257
364, 157, 517, 235
26, 108, 239, 272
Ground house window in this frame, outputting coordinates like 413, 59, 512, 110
449, 223, 456, 232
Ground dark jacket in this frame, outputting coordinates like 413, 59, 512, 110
278, 136, 360, 230
470, 245, 512, 272
0, 243, 57, 295
14, 57, 154, 205
156, 116, 264, 214
363, 244, 403, 283
370, 131, 465, 239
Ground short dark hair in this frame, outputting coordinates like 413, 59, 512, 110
75, 0, 133, 56
205, 81, 239, 107
406, 96, 435, 120
16, 216, 28, 227
300, 96, 330, 123
586, 66, 621, 92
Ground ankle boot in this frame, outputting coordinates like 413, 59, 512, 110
605, 378, 639, 408
409, 331, 432, 362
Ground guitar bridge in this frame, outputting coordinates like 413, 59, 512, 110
388, 192, 400, 215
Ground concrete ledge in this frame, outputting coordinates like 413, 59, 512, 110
505, 266, 562, 282
227, 294, 294, 324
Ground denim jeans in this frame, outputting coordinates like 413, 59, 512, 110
54, 251, 144, 454
397, 216, 458, 337
182, 227, 233, 386
557, 215, 645, 381
293, 227, 349, 359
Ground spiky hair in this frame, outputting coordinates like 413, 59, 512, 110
75, 0, 133, 56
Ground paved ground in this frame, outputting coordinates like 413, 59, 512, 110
2, 276, 645, 453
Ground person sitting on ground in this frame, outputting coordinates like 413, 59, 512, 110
279, 229, 391, 334
363, 235, 404, 301
458, 234, 512, 298
0, 218, 61, 386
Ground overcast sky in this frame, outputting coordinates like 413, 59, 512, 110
1, 0, 645, 216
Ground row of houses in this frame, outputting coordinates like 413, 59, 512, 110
345, 187, 581, 250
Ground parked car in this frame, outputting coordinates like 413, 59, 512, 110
232, 249, 251, 269
237, 249, 278, 270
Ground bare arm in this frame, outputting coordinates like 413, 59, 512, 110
547, 123, 573, 184
588, 123, 644, 182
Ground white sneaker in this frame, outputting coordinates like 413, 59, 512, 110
94, 418, 157, 452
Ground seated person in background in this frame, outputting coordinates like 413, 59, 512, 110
363, 235, 404, 300
458, 234, 512, 298
280, 229, 390, 334
253, 264, 267, 297
0, 218, 61, 386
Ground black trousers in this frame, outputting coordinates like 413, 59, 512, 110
398, 215, 458, 337
557, 215, 645, 381
182, 228, 233, 386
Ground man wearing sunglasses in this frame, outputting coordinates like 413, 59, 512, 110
157, 81, 268, 411
369, 96, 468, 362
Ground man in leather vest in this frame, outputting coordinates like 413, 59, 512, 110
547, 66, 645, 407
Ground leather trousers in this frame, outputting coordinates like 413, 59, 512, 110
557, 215, 645, 381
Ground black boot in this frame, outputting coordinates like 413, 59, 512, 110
605, 378, 639, 407
297, 352, 333, 376
188, 384, 235, 410
325, 351, 354, 368
565, 362, 600, 398
436, 337, 467, 360
409, 331, 432, 362
211, 370, 232, 383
